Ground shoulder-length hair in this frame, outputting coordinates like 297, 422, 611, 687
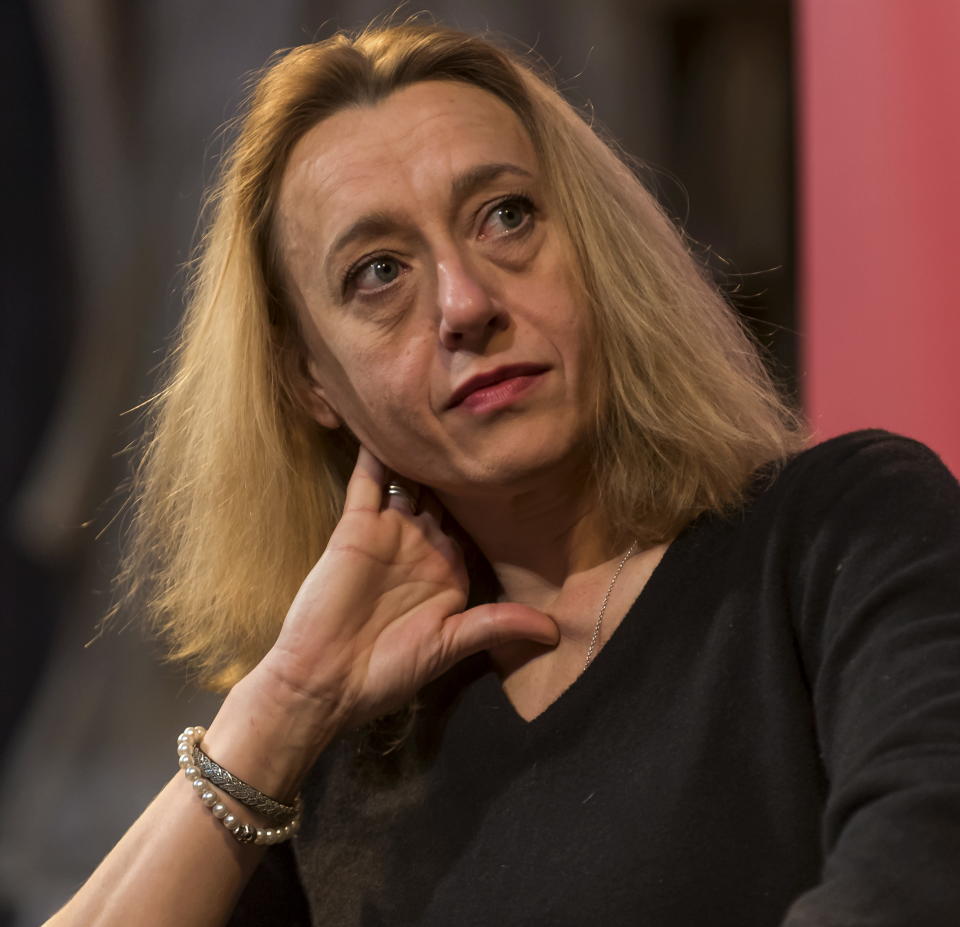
117, 21, 808, 690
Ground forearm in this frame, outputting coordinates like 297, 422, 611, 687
46, 771, 262, 927
46, 668, 340, 927
45, 442, 558, 926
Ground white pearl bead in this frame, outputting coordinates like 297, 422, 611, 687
212, 803, 228, 819
262, 829, 274, 842
177, 741, 191, 754
177, 733, 190, 744
191, 777, 207, 794
223, 814, 237, 830
201, 791, 217, 807
254, 831, 267, 845
194, 726, 206, 738
182, 766, 199, 780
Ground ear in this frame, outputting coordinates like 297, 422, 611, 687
281, 340, 343, 430
301, 355, 343, 429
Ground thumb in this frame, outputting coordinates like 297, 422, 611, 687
438, 602, 559, 668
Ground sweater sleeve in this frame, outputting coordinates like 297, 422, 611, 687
781, 431, 960, 926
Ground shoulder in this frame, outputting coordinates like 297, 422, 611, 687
782, 427, 955, 485
705, 429, 960, 634
745, 429, 960, 645
750, 428, 959, 534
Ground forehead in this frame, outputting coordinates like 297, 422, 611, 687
276, 80, 538, 245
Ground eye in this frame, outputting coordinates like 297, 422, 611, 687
345, 256, 404, 295
479, 195, 534, 239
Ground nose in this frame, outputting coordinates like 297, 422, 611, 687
436, 255, 507, 350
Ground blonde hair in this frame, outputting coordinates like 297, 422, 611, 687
117, 21, 808, 691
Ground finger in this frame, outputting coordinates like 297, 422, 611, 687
412, 491, 462, 562
384, 481, 418, 514
438, 603, 559, 669
414, 490, 450, 546
343, 445, 386, 512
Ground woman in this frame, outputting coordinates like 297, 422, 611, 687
49, 21, 960, 927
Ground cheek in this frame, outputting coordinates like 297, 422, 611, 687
336, 342, 436, 445
517, 276, 588, 364
353, 341, 424, 408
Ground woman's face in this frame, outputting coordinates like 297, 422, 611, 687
276, 79, 594, 495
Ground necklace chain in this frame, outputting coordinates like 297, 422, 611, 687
583, 539, 639, 670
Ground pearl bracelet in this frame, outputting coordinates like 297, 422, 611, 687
177, 726, 301, 846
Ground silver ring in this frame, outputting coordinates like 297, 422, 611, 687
385, 482, 418, 512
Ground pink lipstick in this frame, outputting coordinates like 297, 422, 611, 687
446, 363, 549, 413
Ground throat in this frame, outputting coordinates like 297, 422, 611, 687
488, 539, 671, 722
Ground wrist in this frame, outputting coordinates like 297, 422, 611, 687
177, 725, 301, 847
202, 662, 346, 801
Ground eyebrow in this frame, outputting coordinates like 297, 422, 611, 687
323, 161, 534, 279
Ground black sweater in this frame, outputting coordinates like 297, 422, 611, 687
230, 429, 960, 926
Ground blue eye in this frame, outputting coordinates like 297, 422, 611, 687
494, 201, 526, 230
480, 195, 534, 238
347, 256, 403, 294
368, 259, 399, 284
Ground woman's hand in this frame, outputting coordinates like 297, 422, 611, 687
253, 445, 559, 734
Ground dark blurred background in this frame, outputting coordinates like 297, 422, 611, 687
5, 0, 948, 922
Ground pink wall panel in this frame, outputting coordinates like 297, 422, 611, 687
796, 0, 960, 473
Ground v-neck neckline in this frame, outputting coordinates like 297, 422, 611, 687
474, 510, 707, 732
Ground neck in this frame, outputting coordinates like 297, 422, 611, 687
437, 463, 651, 708
436, 458, 620, 616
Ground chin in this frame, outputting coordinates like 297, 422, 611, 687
394, 411, 590, 495
452, 436, 589, 495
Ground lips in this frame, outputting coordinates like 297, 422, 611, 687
445, 363, 550, 410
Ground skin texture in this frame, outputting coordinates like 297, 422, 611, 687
276, 80, 595, 501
